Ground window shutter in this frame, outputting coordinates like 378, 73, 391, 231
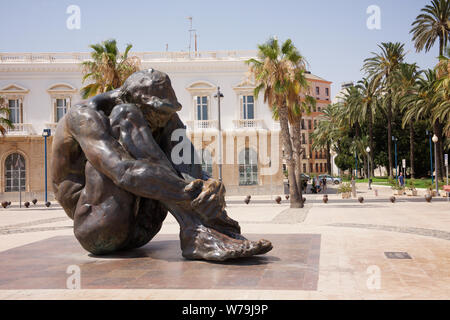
193, 96, 197, 120
240, 95, 244, 119
206, 96, 210, 120
19, 98, 23, 123
53, 98, 57, 122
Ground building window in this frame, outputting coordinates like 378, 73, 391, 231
309, 163, 313, 173
301, 119, 305, 129
201, 149, 213, 177
316, 87, 320, 95
239, 148, 258, 185
320, 163, 323, 172
302, 133, 306, 144
55, 98, 69, 122
5, 153, 26, 192
308, 120, 312, 130
316, 163, 319, 172
196, 96, 209, 120
325, 88, 329, 96
242, 95, 254, 119
8, 99, 21, 124
303, 163, 306, 173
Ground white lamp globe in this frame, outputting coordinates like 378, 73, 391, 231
432, 134, 438, 143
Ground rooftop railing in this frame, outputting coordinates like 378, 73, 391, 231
0, 50, 257, 64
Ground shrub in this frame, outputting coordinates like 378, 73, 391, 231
406, 179, 416, 190
337, 182, 352, 194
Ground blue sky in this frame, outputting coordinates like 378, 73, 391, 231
0, 0, 441, 98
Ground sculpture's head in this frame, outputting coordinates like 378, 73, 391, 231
120, 69, 182, 128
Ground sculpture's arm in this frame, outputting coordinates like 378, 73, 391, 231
67, 106, 199, 203
159, 113, 205, 181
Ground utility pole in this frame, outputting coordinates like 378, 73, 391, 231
43, 129, 51, 203
214, 87, 224, 182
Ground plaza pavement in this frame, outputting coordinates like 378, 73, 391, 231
0, 183, 449, 300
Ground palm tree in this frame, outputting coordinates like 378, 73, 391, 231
0, 95, 14, 135
433, 47, 450, 135
247, 38, 309, 208
311, 104, 338, 174
355, 77, 380, 175
395, 63, 422, 178
410, 0, 450, 57
81, 39, 141, 98
363, 42, 406, 178
403, 69, 444, 181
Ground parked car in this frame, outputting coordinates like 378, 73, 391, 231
318, 174, 342, 185
300, 173, 310, 182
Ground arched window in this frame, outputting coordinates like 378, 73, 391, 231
201, 149, 213, 177
5, 153, 26, 192
238, 148, 258, 185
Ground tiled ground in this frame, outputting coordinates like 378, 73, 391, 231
0, 234, 320, 291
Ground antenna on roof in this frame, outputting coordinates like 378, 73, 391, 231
187, 16, 197, 58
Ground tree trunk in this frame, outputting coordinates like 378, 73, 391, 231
436, 121, 445, 181
433, 121, 442, 182
278, 107, 301, 208
387, 93, 393, 179
354, 121, 361, 138
368, 105, 374, 176
409, 122, 415, 179
291, 120, 304, 208
326, 141, 331, 174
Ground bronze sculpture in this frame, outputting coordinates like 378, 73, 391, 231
51, 69, 272, 261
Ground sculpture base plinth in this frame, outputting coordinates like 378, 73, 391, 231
0, 234, 321, 291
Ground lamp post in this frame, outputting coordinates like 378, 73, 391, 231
42, 129, 51, 203
426, 130, 434, 184
366, 146, 371, 190
214, 87, 224, 182
432, 134, 439, 195
392, 136, 398, 181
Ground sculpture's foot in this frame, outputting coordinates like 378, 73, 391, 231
201, 209, 245, 240
180, 225, 272, 261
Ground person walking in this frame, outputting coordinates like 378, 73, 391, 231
398, 172, 405, 187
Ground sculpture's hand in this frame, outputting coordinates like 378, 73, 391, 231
185, 179, 226, 218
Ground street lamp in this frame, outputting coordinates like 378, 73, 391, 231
426, 130, 434, 184
432, 134, 439, 195
42, 129, 51, 203
214, 87, 224, 182
392, 136, 398, 180
366, 146, 371, 190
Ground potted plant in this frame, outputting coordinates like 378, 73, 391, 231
391, 181, 404, 196
425, 181, 437, 197
405, 179, 417, 196
337, 182, 352, 199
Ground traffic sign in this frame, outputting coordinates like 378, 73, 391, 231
402, 159, 406, 168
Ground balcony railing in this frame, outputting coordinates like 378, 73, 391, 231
5, 123, 35, 136
233, 119, 264, 129
186, 120, 219, 131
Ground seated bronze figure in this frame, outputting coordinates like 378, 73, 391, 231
51, 69, 272, 261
